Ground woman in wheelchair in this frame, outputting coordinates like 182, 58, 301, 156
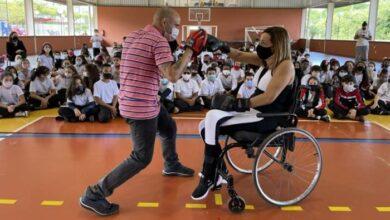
192, 27, 296, 200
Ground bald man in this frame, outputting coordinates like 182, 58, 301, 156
80, 7, 207, 216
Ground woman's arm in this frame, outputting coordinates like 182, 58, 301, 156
228, 48, 263, 66
249, 60, 294, 108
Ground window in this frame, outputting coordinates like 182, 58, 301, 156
306, 8, 327, 39
332, 2, 370, 40
74, 1, 93, 36
0, 0, 26, 36
376, 0, 390, 41
33, 0, 69, 36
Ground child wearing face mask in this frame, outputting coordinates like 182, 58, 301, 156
237, 72, 256, 99
158, 77, 176, 113
93, 70, 119, 123
370, 76, 390, 115
199, 67, 225, 109
218, 64, 237, 95
297, 77, 330, 122
190, 67, 202, 86
329, 75, 369, 122
300, 59, 311, 76
301, 65, 321, 86
111, 55, 121, 85
230, 61, 245, 84
67, 49, 76, 65
201, 54, 212, 73
174, 69, 202, 113
57, 75, 98, 122
38, 43, 54, 70
53, 51, 63, 69
5, 66, 19, 86
331, 66, 349, 94
319, 60, 333, 99
75, 55, 87, 75
29, 66, 60, 110
0, 73, 28, 118
367, 62, 377, 83
372, 68, 388, 93
56, 65, 78, 105
344, 61, 355, 74
17, 58, 32, 91
354, 66, 374, 100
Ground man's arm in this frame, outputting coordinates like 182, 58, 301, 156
158, 48, 193, 83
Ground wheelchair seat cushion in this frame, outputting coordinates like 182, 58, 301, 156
230, 131, 271, 146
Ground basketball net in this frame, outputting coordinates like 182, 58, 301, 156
196, 13, 203, 28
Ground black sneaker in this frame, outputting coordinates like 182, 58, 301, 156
162, 164, 194, 177
191, 177, 214, 200
79, 195, 119, 216
320, 115, 331, 123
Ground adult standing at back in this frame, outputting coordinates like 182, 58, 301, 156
354, 21, 372, 62
90, 29, 103, 58
6, 32, 27, 62
80, 7, 208, 216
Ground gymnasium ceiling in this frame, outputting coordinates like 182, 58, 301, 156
51, 0, 371, 8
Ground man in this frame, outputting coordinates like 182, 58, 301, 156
80, 7, 207, 216
354, 21, 372, 62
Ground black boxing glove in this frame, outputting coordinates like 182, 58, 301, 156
205, 34, 230, 54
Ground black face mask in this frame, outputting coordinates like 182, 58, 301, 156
75, 86, 85, 95
256, 45, 273, 60
12, 36, 18, 41
309, 85, 319, 91
103, 73, 112, 79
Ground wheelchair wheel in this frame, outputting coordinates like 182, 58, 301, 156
253, 128, 322, 206
225, 136, 282, 174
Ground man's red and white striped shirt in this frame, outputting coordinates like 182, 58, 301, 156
119, 25, 173, 120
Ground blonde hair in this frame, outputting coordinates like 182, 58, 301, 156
264, 27, 291, 69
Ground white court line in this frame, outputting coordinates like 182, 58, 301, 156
0, 116, 44, 142
370, 121, 390, 132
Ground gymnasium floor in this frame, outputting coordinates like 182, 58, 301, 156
0, 109, 389, 220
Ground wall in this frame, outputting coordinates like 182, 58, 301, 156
97, 6, 303, 46
298, 39, 389, 62
0, 36, 92, 56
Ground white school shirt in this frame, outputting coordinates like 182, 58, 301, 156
191, 74, 203, 86
377, 82, 390, 102
174, 78, 199, 99
91, 35, 103, 48
201, 63, 212, 73
68, 88, 94, 106
355, 28, 371, 47
237, 84, 256, 99
218, 74, 237, 91
93, 79, 119, 104
199, 78, 225, 97
0, 85, 24, 105
29, 77, 55, 95
38, 54, 54, 70
230, 68, 245, 81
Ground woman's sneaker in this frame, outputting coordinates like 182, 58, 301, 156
191, 177, 215, 200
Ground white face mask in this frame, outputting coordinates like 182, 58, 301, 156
223, 70, 230, 76
171, 27, 179, 39
339, 71, 348, 78
182, 74, 191, 81
368, 66, 374, 72
76, 60, 82, 65
343, 84, 355, 93
82, 71, 88, 77
2, 81, 13, 88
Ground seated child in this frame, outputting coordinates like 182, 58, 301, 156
0, 72, 28, 118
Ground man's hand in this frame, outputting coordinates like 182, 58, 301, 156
348, 109, 357, 119
185, 29, 207, 57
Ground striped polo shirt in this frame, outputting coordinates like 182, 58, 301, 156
119, 25, 174, 120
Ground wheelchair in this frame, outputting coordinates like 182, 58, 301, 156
213, 80, 323, 213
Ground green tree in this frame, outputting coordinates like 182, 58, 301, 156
376, 0, 390, 40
